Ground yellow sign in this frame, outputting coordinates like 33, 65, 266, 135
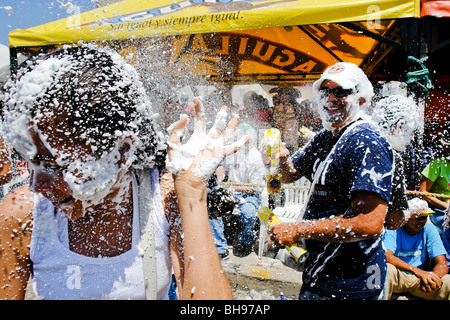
9, 0, 420, 47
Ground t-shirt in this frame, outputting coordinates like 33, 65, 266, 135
383, 222, 447, 271
443, 229, 450, 268
421, 157, 450, 198
30, 169, 172, 300
291, 120, 394, 299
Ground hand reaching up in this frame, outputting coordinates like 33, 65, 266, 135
167, 97, 249, 185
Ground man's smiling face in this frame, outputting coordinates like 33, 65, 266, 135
317, 79, 365, 134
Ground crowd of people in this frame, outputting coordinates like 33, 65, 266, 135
0, 44, 448, 300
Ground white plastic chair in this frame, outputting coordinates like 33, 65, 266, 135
273, 177, 310, 222
257, 177, 311, 258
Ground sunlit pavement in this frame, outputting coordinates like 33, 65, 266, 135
221, 246, 303, 300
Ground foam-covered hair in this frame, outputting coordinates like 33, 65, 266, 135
372, 95, 420, 134
1, 45, 166, 169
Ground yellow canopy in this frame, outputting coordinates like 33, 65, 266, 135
8, 0, 422, 85
9, 0, 420, 48
132, 20, 399, 85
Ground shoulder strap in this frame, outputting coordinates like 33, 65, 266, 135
138, 168, 158, 300
297, 120, 367, 221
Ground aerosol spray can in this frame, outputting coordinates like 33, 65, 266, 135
264, 128, 282, 194
258, 206, 309, 264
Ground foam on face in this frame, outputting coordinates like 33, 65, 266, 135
24, 125, 136, 218
316, 92, 362, 131
65, 139, 135, 203
372, 95, 420, 152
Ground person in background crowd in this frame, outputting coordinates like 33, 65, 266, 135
242, 91, 271, 129
270, 86, 301, 153
371, 94, 421, 230
210, 122, 266, 258
296, 99, 321, 147
383, 198, 450, 300
420, 129, 450, 235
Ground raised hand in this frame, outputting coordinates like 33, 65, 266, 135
167, 97, 249, 183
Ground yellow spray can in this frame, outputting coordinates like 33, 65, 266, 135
258, 206, 309, 263
264, 128, 282, 194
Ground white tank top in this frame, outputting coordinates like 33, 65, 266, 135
30, 168, 172, 300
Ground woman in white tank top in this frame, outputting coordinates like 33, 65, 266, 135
0, 45, 247, 300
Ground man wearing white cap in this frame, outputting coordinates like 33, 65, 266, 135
268, 62, 394, 300
312, 62, 374, 134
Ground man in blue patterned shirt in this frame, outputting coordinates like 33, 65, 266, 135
269, 62, 394, 300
